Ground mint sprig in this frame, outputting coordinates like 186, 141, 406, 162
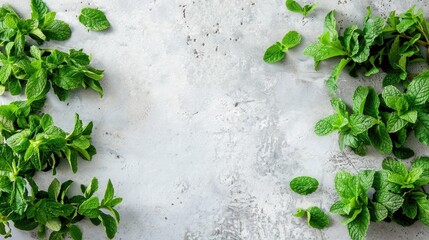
285, 0, 317, 17
263, 30, 302, 63
0, 0, 121, 238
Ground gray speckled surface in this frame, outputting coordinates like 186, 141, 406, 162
4, 0, 429, 239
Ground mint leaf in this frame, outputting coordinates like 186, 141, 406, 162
396, 19, 416, 33
352, 86, 370, 114
330, 98, 348, 115
383, 71, 402, 86
411, 157, 429, 171
400, 110, 418, 123
368, 125, 392, 154
7, 130, 31, 153
370, 202, 388, 222
263, 43, 285, 63
351, 15, 385, 63
407, 71, 429, 106
294, 206, 330, 229
324, 10, 340, 41
314, 114, 337, 135
330, 200, 347, 215
415, 112, 429, 146
48, 178, 61, 201
363, 87, 380, 118
78, 197, 100, 218
373, 170, 401, 193
84, 177, 99, 198
290, 176, 319, 195
402, 199, 418, 219
374, 190, 404, 213
349, 114, 376, 135
347, 207, 370, 240
382, 157, 407, 176
386, 112, 408, 133
79, 8, 110, 31
416, 195, 429, 226
393, 147, 415, 159
358, 170, 375, 193
99, 212, 118, 239
281, 30, 302, 49
382, 85, 402, 108
43, 20, 72, 41
26, 69, 48, 102
285, 0, 304, 14
69, 225, 82, 240
53, 66, 84, 90
45, 218, 61, 231
10, 177, 27, 215
304, 43, 347, 62
307, 206, 330, 229
335, 170, 356, 198
101, 179, 114, 206
31, 0, 48, 20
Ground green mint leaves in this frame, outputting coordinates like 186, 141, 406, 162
265, 1, 429, 239
305, 7, 429, 96
290, 176, 319, 195
316, 69, 429, 156
79, 8, 110, 31
263, 30, 302, 63
0, 99, 121, 239
30, 0, 72, 41
331, 170, 374, 240
0, 101, 96, 174
0, 1, 120, 239
290, 176, 328, 229
315, 90, 380, 156
329, 157, 429, 240
0, 3, 104, 101
294, 206, 330, 229
304, 8, 385, 94
286, 0, 317, 17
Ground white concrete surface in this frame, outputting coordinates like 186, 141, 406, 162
3, 0, 429, 239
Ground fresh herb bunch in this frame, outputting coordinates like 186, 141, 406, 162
0, 100, 96, 174
0, 0, 71, 48
374, 157, 429, 227
330, 157, 429, 240
0, 175, 121, 239
315, 69, 429, 157
266, 2, 429, 240
305, 7, 429, 95
0, 99, 121, 239
0, 0, 104, 101
0, 0, 120, 239
330, 170, 375, 240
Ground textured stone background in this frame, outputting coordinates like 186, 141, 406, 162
4, 0, 429, 239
